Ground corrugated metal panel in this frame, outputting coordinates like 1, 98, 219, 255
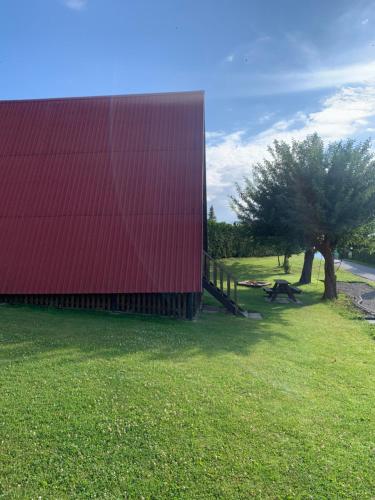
0, 91, 204, 294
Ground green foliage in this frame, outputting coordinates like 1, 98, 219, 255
208, 204, 217, 222
283, 254, 291, 274
1, 256, 374, 498
338, 222, 375, 258
208, 220, 249, 258
290, 135, 375, 248
232, 133, 375, 252
232, 133, 375, 297
351, 249, 375, 265
207, 220, 275, 259
208, 220, 233, 258
231, 141, 304, 257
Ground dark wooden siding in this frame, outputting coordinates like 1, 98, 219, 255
0, 292, 202, 319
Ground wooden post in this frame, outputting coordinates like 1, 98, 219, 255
110, 294, 118, 311
186, 293, 194, 320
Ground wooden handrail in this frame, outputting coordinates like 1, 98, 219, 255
203, 251, 238, 303
203, 251, 236, 281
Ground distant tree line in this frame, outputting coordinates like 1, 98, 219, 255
338, 229, 375, 265
349, 250, 375, 265
207, 206, 279, 259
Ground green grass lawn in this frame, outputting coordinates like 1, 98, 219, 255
1, 255, 374, 498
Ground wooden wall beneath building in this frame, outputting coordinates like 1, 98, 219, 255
0, 292, 202, 319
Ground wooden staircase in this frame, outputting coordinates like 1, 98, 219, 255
202, 252, 246, 316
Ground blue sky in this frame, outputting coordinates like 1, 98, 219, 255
2, 0, 375, 220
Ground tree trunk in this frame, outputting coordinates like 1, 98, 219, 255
283, 253, 291, 274
298, 248, 315, 285
277, 255, 281, 267
320, 242, 337, 300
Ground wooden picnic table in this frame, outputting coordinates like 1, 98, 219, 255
263, 279, 302, 302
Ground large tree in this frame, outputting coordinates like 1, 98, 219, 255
232, 141, 304, 276
291, 135, 375, 299
232, 134, 375, 299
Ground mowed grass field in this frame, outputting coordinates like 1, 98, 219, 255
0, 255, 374, 498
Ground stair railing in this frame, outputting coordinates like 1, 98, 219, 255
203, 251, 238, 304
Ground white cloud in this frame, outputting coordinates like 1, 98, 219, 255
278, 60, 375, 92
218, 57, 375, 97
259, 112, 275, 123
206, 131, 226, 140
206, 85, 375, 219
256, 35, 272, 43
64, 0, 87, 10
284, 33, 320, 65
224, 54, 234, 63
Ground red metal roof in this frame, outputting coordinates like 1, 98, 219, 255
0, 91, 204, 294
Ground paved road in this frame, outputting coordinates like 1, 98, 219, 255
338, 259, 375, 282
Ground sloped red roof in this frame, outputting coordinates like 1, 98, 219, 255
0, 91, 204, 294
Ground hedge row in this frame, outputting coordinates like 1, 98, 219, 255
351, 250, 375, 266
207, 221, 275, 259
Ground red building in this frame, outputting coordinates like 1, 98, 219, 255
0, 91, 207, 318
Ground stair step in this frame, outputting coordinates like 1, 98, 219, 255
207, 282, 230, 297
203, 279, 243, 316
202, 253, 248, 316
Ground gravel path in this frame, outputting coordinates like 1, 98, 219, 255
337, 281, 375, 316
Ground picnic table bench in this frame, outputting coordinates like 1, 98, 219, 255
263, 279, 302, 302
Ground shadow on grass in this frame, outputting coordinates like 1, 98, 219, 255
0, 258, 328, 365
203, 257, 324, 312
0, 299, 295, 365
0, 288, 323, 366
231, 275, 324, 313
